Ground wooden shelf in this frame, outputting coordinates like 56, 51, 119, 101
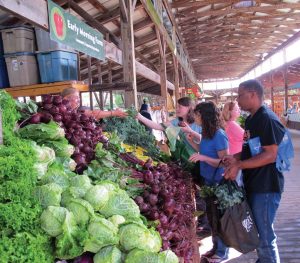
5, 81, 89, 98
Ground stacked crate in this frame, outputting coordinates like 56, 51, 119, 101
0, 34, 9, 88
35, 28, 78, 83
1, 26, 39, 87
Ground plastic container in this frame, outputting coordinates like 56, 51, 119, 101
0, 34, 4, 57
0, 57, 9, 88
5, 52, 39, 87
37, 50, 78, 83
35, 27, 74, 52
0, 34, 9, 88
1, 26, 36, 54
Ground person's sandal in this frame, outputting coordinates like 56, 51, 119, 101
201, 249, 216, 258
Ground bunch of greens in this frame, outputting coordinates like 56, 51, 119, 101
214, 183, 244, 211
84, 143, 143, 198
17, 121, 65, 142
0, 91, 54, 262
0, 90, 20, 144
200, 183, 244, 211
104, 115, 161, 160
43, 138, 75, 158
15, 99, 38, 120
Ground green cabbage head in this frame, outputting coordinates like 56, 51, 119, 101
69, 175, 92, 198
108, 215, 126, 227
159, 250, 179, 263
93, 245, 122, 263
119, 223, 161, 252
65, 198, 94, 226
99, 189, 140, 219
35, 183, 63, 208
40, 206, 68, 237
84, 184, 111, 211
125, 249, 159, 263
55, 210, 84, 260
84, 216, 119, 253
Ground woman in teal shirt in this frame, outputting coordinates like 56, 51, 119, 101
137, 97, 201, 151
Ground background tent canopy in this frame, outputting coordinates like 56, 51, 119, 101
220, 91, 238, 97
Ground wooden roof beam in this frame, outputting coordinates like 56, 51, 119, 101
135, 32, 157, 47
178, 9, 300, 27
171, 0, 240, 9
95, 2, 143, 24
180, 3, 300, 23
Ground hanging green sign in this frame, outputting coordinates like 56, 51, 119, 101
48, 0, 105, 60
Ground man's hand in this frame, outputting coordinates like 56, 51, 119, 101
223, 159, 241, 180
222, 155, 237, 167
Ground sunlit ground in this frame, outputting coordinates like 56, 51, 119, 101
199, 236, 243, 262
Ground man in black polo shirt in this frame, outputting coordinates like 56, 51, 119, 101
224, 79, 285, 263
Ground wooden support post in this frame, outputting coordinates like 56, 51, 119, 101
120, 0, 138, 109
284, 66, 289, 111
180, 65, 185, 88
87, 56, 94, 110
0, 110, 3, 145
172, 54, 180, 104
97, 63, 104, 109
271, 73, 274, 112
156, 28, 167, 103
108, 59, 114, 109
77, 53, 81, 81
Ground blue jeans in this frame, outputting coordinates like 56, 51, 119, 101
213, 236, 229, 259
248, 193, 281, 263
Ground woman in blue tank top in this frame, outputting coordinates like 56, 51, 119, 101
189, 101, 229, 263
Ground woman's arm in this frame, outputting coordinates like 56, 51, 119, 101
189, 149, 229, 167
180, 123, 201, 142
84, 109, 127, 120
137, 113, 168, 131
186, 134, 200, 151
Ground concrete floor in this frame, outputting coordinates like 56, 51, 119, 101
199, 129, 300, 263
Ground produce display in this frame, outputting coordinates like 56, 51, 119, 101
104, 110, 165, 161
132, 161, 196, 260
0, 91, 199, 263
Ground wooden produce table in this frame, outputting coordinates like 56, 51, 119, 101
5, 81, 88, 98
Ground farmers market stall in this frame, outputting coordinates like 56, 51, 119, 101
0, 90, 200, 262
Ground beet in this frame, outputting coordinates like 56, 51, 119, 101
134, 196, 143, 205
49, 106, 59, 115
40, 112, 53, 123
29, 113, 42, 124
53, 114, 62, 122
53, 95, 63, 105
151, 185, 160, 194
42, 103, 52, 111
148, 194, 158, 206
73, 153, 86, 165
42, 94, 52, 104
